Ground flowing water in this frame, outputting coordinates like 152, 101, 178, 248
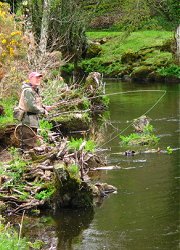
25, 81, 180, 249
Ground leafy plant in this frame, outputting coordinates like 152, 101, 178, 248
119, 124, 159, 146
0, 216, 28, 250
81, 97, 91, 110
67, 137, 84, 151
28, 240, 44, 249
166, 146, 173, 154
143, 124, 154, 134
102, 95, 110, 106
68, 164, 79, 177
35, 187, 55, 200
157, 65, 180, 78
67, 138, 96, 152
0, 98, 16, 126
39, 119, 53, 142
84, 140, 96, 152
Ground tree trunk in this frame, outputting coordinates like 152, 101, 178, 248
39, 0, 50, 56
176, 24, 180, 65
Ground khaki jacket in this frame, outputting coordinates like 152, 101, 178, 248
19, 83, 45, 128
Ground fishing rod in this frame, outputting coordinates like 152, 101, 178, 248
49, 89, 167, 117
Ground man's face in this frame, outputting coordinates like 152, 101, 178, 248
30, 76, 42, 87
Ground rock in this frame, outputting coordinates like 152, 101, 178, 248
94, 183, 117, 195
84, 72, 102, 91
86, 41, 102, 58
131, 66, 153, 81
121, 50, 141, 64
54, 164, 93, 208
133, 115, 151, 132
122, 74, 131, 82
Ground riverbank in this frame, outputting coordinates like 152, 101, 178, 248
0, 73, 118, 216
63, 30, 180, 83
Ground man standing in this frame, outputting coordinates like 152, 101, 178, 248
17, 71, 51, 149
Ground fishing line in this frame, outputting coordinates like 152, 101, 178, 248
47, 89, 166, 147
53, 89, 167, 107
98, 89, 167, 148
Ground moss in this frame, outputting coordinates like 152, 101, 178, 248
121, 50, 141, 64
54, 164, 93, 208
131, 65, 153, 81
86, 42, 102, 58
52, 114, 90, 134
82, 31, 178, 80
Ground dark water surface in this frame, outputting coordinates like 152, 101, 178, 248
53, 81, 180, 250
25, 81, 180, 250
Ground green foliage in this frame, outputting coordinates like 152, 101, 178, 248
42, 79, 66, 105
143, 51, 173, 67
83, 31, 173, 77
61, 63, 74, 75
166, 146, 173, 154
39, 119, 53, 142
102, 95, 110, 106
84, 140, 96, 152
149, 0, 180, 29
68, 164, 79, 177
67, 138, 96, 152
157, 65, 180, 78
68, 137, 84, 151
0, 148, 27, 191
119, 124, 159, 146
35, 186, 55, 200
0, 216, 28, 250
143, 124, 154, 134
28, 240, 44, 249
8, 147, 27, 174
0, 98, 16, 126
81, 98, 91, 110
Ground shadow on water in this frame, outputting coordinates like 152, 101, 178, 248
54, 208, 94, 250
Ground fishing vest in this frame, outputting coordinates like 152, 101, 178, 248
18, 86, 43, 112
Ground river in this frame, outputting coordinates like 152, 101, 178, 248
24, 80, 180, 250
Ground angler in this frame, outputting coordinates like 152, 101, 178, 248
16, 72, 53, 149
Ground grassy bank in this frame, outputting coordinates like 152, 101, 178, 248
87, 30, 173, 61
76, 30, 180, 81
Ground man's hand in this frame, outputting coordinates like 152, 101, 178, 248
44, 109, 49, 116
45, 106, 53, 111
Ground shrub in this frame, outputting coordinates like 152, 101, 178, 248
0, 2, 25, 63
157, 65, 180, 78
39, 119, 53, 142
119, 124, 159, 146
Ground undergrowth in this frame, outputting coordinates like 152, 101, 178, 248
0, 98, 16, 126
119, 124, 160, 146
157, 64, 180, 78
67, 137, 96, 152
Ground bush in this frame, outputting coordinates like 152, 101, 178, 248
0, 216, 28, 250
0, 2, 25, 62
157, 65, 180, 78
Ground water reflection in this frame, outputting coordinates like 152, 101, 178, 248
54, 208, 94, 250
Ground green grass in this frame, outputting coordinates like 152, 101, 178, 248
82, 30, 175, 76
87, 30, 173, 62
0, 98, 16, 127
0, 218, 28, 250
